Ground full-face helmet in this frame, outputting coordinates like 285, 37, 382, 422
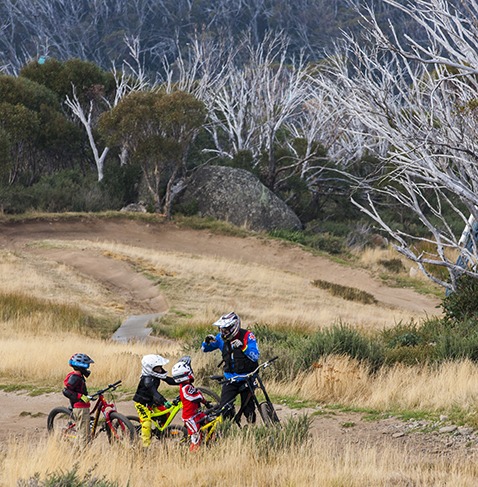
213, 312, 241, 341
141, 354, 169, 379
171, 361, 194, 383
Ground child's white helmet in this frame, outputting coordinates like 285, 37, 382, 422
141, 354, 169, 379
172, 361, 194, 383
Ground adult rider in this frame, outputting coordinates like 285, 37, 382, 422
201, 311, 260, 423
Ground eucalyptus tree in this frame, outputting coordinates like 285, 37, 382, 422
200, 32, 312, 191
314, 0, 478, 291
0, 74, 81, 185
98, 90, 205, 216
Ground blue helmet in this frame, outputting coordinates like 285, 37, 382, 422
69, 353, 94, 369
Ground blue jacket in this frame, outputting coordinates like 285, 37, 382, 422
202, 330, 260, 381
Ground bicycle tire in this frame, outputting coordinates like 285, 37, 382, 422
160, 425, 188, 444
259, 401, 280, 426
126, 415, 141, 435
105, 412, 136, 444
198, 387, 220, 407
47, 407, 76, 438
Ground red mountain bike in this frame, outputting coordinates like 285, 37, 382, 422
47, 380, 135, 444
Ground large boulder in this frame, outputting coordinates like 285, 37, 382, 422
178, 165, 302, 232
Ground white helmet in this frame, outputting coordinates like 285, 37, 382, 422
172, 361, 194, 383
213, 312, 241, 341
141, 354, 169, 379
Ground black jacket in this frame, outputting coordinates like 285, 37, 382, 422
133, 375, 176, 407
222, 329, 257, 375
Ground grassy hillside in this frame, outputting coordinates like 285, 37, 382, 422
2, 215, 478, 485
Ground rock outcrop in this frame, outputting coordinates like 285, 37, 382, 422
178, 165, 302, 232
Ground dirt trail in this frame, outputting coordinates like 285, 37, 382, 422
2, 218, 468, 462
0, 218, 440, 316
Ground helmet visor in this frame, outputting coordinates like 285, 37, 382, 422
220, 324, 236, 340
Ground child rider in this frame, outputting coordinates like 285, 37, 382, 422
171, 357, 211, 451
133, 354, 176, 447
62, 352, 95, 446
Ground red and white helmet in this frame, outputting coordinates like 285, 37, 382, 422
171, 361, 194, 383
213, 312, 241, 341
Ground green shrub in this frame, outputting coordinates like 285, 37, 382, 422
442, 274, 478, 321
378, 258, 405, 273
301, 324, 384, 371
268, 229, 347, 255
311, 280, 377, 305
381, 322, 423, 348
101, 162, 142, 207
383, 344, 436, 365
18, 466, 118, 487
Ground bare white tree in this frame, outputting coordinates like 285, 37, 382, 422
314, 0, 478, 290
65, 36, 151, 181
198, 32, 312, 190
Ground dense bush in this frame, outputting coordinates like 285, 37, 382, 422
268, 229, 347, 255
252, 306, 478, 374
0, 168, 141, 214
18, 467, 118, 487
442, 274, 478, 321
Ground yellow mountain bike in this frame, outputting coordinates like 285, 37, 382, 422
199, 401, 235, 446
127, 387, 220, 444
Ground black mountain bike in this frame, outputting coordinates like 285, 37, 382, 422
210, 356, 280, 426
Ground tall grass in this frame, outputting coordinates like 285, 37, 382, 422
0, 292, 117, 338
3, 222, 478, 485
4, 429, 478, 487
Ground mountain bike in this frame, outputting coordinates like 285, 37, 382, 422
210, 356, 280, 426
47, 380, 135, 444
126, 387, 220, 444
198, 401, 235, 446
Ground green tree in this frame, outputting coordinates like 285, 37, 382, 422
0, 102, 40, 185
20, 58, 115, 104
0, 74, 84, 183
98, 90, 205, 216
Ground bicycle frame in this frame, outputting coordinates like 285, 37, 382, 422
199, 402, 234, 445
89, 380, 122, 438
212, 356, 279, 426
48, 379, 135, 444
147, 398, 183, 433
200, 413, 223, 444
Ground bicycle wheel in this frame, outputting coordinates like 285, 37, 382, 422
259, 401, 280, 426
47, 407, 77, 439
126, 415, 141, 435
198, 387, 220, 407
160, 425, 188, 444
105, 412, 136, 444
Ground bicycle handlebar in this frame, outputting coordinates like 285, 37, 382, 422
89, 380, 122, 399
210, 356, 279, 384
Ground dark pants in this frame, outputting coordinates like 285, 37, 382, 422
220, 380, 256, 424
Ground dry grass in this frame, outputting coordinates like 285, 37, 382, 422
0, 249, 124, 319
293, 355, 478, 415
0, 329, 182, 393
0, 228, 477, 485
2, 434, 478, 487
22, 239, 421, 330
